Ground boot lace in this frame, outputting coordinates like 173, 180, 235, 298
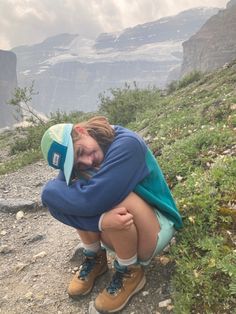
79, 257, 96, 280
106, 269, 130, 294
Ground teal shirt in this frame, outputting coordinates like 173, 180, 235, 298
135, 148, 182, 229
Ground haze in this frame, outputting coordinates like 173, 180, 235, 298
0, 0, 228, 50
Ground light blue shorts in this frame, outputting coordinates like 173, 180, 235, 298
138, 208, 176, 266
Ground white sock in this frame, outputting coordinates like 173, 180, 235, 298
116, 254, 138, 267
82, 241, 101, 253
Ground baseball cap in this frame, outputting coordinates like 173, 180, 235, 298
41, 123, 74, 185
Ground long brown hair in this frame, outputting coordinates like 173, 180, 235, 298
72, 116, 115, 153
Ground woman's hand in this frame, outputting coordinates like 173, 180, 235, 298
101, 207, 134, 230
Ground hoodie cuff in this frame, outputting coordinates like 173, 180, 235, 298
98, 213, 105, 231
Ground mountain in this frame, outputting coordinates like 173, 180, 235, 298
0, 50, 18, 128
12, 7, 219, 115
181, 0, 236, 76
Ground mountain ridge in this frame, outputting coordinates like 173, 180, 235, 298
11, 7, 219, 115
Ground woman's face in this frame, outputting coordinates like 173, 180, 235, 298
73, 132, 104, 170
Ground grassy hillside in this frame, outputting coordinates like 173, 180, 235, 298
1, 61, 236, 313
129, 68, 236, 314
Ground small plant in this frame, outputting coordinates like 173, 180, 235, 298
166, 71, 203, 94
8, 81, 46, 125
178, 70, 203, 89
166, 80, 179, 94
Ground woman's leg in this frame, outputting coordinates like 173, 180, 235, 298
95, 193, 157, 313
76, 229, 101, 244
101, 192, 160, 261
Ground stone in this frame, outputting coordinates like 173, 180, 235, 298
142, 290, 149, 296
16, 210, 24, 220
32, 251, 47, 261
24, 234, 45, 245
15, 262, 29, 272
24, 291, 33, 300
159, 256, 171, 265
88, 301, 100, 314
0, 198, 36, 213
0, 244, 14, 254
159, 299, 172, 307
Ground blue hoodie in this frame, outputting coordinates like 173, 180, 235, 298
41, 125, 183, 231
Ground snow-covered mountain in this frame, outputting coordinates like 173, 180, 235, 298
12, 7, 219, 114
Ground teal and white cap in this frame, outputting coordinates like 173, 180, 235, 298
41, 123, 74, 185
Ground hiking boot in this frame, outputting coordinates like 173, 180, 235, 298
68, 249, 108, 298
94, 260, 146, 313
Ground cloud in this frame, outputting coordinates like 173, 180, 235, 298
0, 0, 228, 50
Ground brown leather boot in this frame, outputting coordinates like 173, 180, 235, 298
94, 260, 146, 313
68, 249, 108, 298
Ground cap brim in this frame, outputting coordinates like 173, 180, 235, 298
63, 133, 74, 185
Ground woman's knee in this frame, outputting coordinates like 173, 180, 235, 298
116, 193, 159, 231
117, 192, 153, 213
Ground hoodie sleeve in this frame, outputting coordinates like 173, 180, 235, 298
41, 135, 149, 217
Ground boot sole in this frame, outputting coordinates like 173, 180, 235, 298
95, 274, 147, 313
68, 265, 109, 299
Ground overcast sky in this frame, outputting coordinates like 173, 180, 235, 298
0, 0, 229, 50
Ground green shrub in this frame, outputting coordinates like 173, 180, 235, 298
98, 83, 161, 125
167, 71, 203, 94
178, 71, 203, 89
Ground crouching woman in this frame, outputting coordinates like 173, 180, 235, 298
41, 116, 182, 313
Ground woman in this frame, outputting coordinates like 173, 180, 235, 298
41, 116, 182, 313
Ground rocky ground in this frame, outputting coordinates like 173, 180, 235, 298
0, 160, 175, 314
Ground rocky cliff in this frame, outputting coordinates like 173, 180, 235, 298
12, 8, 219, 114
181, 0, 236, 76
0, 50, 18, 128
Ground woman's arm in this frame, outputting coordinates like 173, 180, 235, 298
41, 136, 149, 217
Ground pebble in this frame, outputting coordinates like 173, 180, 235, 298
32, 251, 47, 261
24, 291, 33, 300
24, 234, 45, 244
73, 266, 79, 271
16, 211, 24, 220
176, 175, 183, 182
88, 301, 100, 314
167, 304, 174, 311
0, 244, 14, 254
0, 230, 7, 235
142, 290, 149, 296
15, 262, 29, 272
159, 256, 171, 265
159, 299, 172, 307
